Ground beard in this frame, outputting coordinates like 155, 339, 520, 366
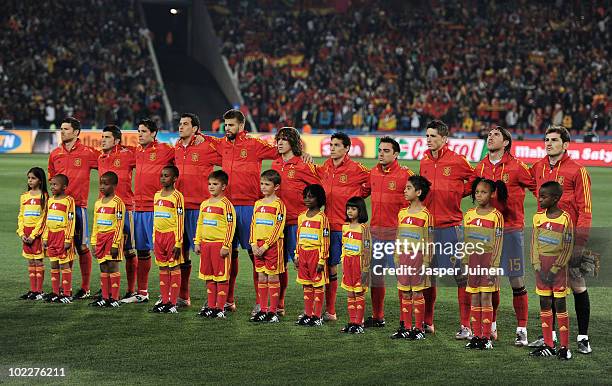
226, 132, 236, 141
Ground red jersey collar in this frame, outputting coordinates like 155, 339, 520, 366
485, 151, 511, 166
177, 133, 201, 147
546, 151, 571, 167
425, 144, 449, 161
138, 140, 159, 151
281, 155, 300, 165
377, 159, 400, 173
328, 154, 351, 169
61, 138, 83, 153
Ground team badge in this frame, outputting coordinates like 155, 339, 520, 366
287, 169, 296, 178
117, 211, 123, 220
502, 173, 509, 183
558, 176, 565, 185
227, 213, 233, 222
339, 174, 348, 183
177, 207, 184, 215
149, 152, 157, 161
240, 149, 248, 158
113, 159, 121, 167
388, 181, 396, 190
323, 228, 329, 237
74, 158, 82, 167
276, 213, 284, 222
68, 212, 74, 220
191, 153, 199, 162
443, 166, 451, 176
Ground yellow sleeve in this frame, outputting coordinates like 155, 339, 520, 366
361, 224, 372, 272
65, 198, 76, 243
491, 212, 504, 268
263, 201, 286, 251
91, 204, 99, 247
249, 204, 257, 248
530, 216, 541, 271
294, 215, 302, 260
318, 215, 330, 265
31, 196, 47, 238
112, 200, 126, 248
174, 192, 184, 248
194, 203, 204, 245
552, 215, 574, 272
16, 195, 25, 237
223, 202, 237, 250
42, 201, 49, 242
423, 213, 434, 267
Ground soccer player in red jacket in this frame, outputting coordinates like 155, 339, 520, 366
174, 113, 222, 307
97, 125, 138, 302
132, 118, 175, 303
271, 127, 320, 315
316, 132, 370, 322
48, 117, 99, 300
530, 126, 593, 355
419, 120, 474, 336
472, 126, 536, 345
216, 109, 279, 315
362, 137, 414, 327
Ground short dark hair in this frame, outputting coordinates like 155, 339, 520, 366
471, 177, 508, 204
426, 120, 449, 137
103, 125, 122, 142
209, 170, 229, 185
489, 126, 513, 152
275, 127, 303, 156
101, 171, 119, 186
181, 113, 200, 129
379, 136, 400, 153
303, 184, 326, 208
261, 169, 281, 186
163, 165, 180, 178
223, 109, 245, 123
331, 132, 351, 148
546, 125, 571, 143
138, 118, 157, 133
61, 117, 81, 135
53, 173, 69, 186
540, 181, 563, 198
345, 196, 368, 224
408, 175, 431, 201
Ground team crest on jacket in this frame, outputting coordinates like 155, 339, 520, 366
558, 176, 564, 185
191, 153, 199, 162
502, 173, 509, 183
74, 158, 82, 167
443, 166, 451, 176
339, 174, 348, 183
113, 159, 121, 167
240, 149, 248, 158
388, 181, 396, 190
287, 169, 296, 178
149, 152, 157, 161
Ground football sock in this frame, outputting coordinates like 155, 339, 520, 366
347, 297, 357, 324
557, 311, 570, 347
257, 282, 269, 313
279, 269, 288, 309
35, 265, 45, 293
268, 281, 280, 313
573, 290, 590, 336
413, 296, 425, 329
482, 306, 493, 338
423, 286, 437, 326
126, 256, 137, 293
110, 272, 120, 300
371, 286, 386, 320
401, 296, 413, 329
458, 286, 471, 327
78, 249, 92, 291
179, 263, 191, 300
61, 268, 72, 296
355, 295, 366, 325
51, 268, 60, 294
512, 286, 529, 328
325, 274, 338, 315
541, 309, 554, 347
216, 281, 229, 310
491, 290, 500, 322
303, 286, 314, 316
101, 272, 110, 300
471, 306, 482, 337
28, 266, 36, 292
137, 256, 151, 296
160, 271, 170, 303
313, 287, 324, 318
207, 281, 217, 309
170, 270, 181, 305
227, 250, 239, 303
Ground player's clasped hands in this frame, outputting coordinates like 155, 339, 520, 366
220, 247, 230, 259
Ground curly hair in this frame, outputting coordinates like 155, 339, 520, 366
275, 127, 303, 156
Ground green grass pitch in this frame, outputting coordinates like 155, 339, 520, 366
1, 154, 611, 384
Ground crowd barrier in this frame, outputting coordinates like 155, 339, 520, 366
1, 130, 610, 167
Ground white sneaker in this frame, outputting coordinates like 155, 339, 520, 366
120, 293, 139, 304
154, 295, 163, 306
515, 330, 529, 347
577, 338, 592, 354
323, 312, 337, 321
455, 325, 472, 340
135, 293, 150, 303
251, 303, 261, 317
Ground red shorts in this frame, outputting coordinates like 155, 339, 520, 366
535, 255, 570, 298
296, 247, 327, 287
198, 241, 230, 282
154, 231, 184, 268
341, 254, 367, 292
46, 229, 75, 264
94, 230, 124, 263
254, 239, 284, 275
466, 252, 500, 293
396, 251, 430, 292
22, 226, 44, 259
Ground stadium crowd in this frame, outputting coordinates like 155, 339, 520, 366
0, 0, 166, 129
213, 0, 610, 136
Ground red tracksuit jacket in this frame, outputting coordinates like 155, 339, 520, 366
271, 155, 320, 225
98, 145, 136, 210
473, 152, 536, 231
530, 152, 592, 244
216, 131, 278, 206
363, 160, 415, 239
48, 139, 100, 208
134, 140, 175, 212
419, 144, 474, 228
317, 155, 370, 231
175, 135, 222, 209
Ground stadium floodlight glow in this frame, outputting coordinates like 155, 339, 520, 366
170, 8, 178, 15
